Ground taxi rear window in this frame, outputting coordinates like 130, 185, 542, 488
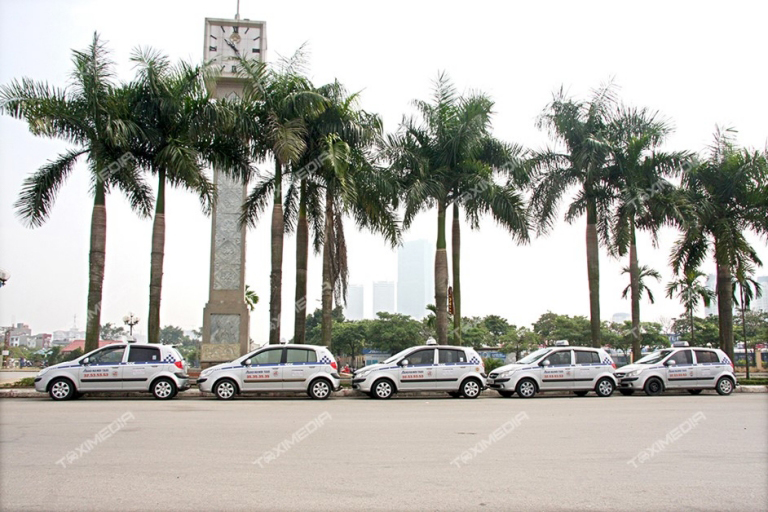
128, 347, 160, 363
439, 349, 466, 364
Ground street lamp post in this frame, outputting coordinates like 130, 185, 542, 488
123, 313, 139, 341
0, 268, 10, 288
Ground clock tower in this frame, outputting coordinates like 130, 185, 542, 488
201, 15, 266, 367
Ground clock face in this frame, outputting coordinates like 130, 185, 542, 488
205, 19, 265, 78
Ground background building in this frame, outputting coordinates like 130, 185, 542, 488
372, 281, 395, 315
397, 240, 434, 320
756, 276, 768, 313
704, 274, 718, 317
611, 312, 630, 324
345, 284, 365, 321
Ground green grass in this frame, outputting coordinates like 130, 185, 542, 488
1, 377, 36, 388
739, 378, 768, 386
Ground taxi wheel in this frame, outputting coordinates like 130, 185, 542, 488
643, 378, 664, 396
716, 377, 734, 396
595, 378, 615, 397
49, 378, 75, 401
214, 379, 238, 400
516, 379, 537, 399
309, 379, 332, 400
574, 391, 588, 397
372, 379, 395, 399
499, 390, 515, 398
619, 389, 635, 396
461, 378, 482, 399
688, 389, 703, 395
152, 378, 176, 400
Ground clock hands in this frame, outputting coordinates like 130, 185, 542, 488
224, 38, 240, 57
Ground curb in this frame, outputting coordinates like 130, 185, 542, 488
1, 385, 765, 399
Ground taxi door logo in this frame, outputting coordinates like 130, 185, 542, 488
112, 371, 118, 377
273, 370, 279, 377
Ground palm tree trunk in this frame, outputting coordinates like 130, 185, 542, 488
85, 182, 107, 353
585, 198, 602, 347
690, 304, 695, 345
629, 222, 641, 361
451, 202, 461, 345
742, 288, 749, 379
147, 170, 166, 344
321, 188, 334, 346
269, 160, 284, 345
293, 181, 309, 344
435, 201, 449, 345
715, 255, 734, 360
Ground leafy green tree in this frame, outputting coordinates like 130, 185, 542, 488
63, 348, 83, 362
530, 84, 617, 347
666, 270, 715, 345
671, 316, 720, 348
500, 327, 541, 360
1, 33, 153, 353
100, 322, 126, 340
671, 128, 768, 359
483, 315, 511, 344
330, 321, 369, 362
533, 312, 592, 346
366, 312, 424, 354
159, 325, 189, 345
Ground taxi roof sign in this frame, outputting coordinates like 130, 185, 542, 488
554, 340, 569, 346
425, 337, 437, 346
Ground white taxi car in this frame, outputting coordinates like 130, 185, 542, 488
487, 344, 617, 398
615, 347, 737, 396
197, 344, 341, 400
352, 342, 486, 399
34, 342, 190, 400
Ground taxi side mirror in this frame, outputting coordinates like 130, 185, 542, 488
243, 359, 252, 366
540, 360, 551, 367
82, 357, 90, 365
665, 359, 676, 366
400, 359, 409, 366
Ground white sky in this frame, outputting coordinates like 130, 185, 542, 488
1, 0, 766, 343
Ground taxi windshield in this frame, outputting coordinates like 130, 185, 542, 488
384, 348, 413, 364
635, 349, 674, 364
515, 348, 552, 365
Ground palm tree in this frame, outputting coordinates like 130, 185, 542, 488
245, 284, 259, 312
665, 270, 715, 345
606, 106, 690, 358
128, 48, 252, 344
621, 265, 661, 305
446, 116, 530, 344
385, 74, 527, 344
732, 262, 762, 379
1, 33, 153, 353
310, 81, 400, 346
238, 51, 326, 344
530, 83, 617, 347
671, 128, 768, 359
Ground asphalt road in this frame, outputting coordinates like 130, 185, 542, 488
1, 394, 766, 512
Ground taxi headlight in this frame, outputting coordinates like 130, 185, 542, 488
499, 370, 516, 378
37, 368, 49, 377
626, 369, 643, 377
357, 370, 372, 378
200, 369, 212, 377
